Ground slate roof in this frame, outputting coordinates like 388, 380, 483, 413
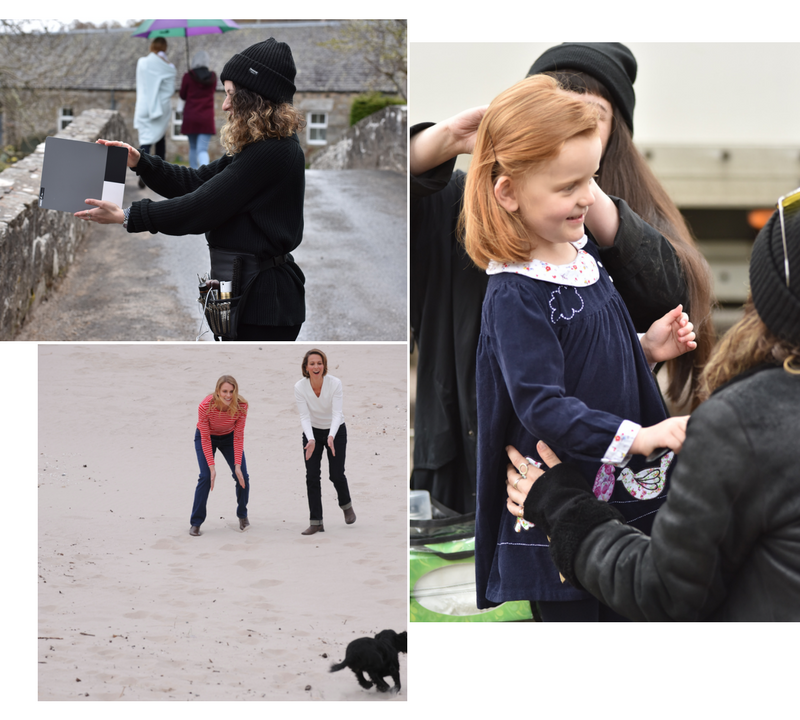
0, 20, 400, 94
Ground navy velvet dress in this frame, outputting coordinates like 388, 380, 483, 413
475, 237, 675, 608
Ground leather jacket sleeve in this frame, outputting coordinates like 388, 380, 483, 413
529, 390, 758, 621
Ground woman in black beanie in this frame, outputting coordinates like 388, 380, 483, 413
505, 188, 800, 621
76, 38, 307, 341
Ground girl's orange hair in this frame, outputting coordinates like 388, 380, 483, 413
462, 75, 598, 269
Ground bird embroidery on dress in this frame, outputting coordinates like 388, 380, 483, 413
593, 451, 673, 501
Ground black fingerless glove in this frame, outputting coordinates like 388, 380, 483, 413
523, 463, 624, 589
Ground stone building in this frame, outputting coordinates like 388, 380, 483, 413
0, 20, 404, 165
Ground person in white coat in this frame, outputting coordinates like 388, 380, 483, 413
294, 349, 355, 535
133, 37, 176, 186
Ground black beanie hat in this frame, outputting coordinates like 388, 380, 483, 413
220, 38, 296, 104
750, 197, 800, 346
528, 43, 637, 135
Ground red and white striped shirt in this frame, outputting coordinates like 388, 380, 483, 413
197, 394, 247, 467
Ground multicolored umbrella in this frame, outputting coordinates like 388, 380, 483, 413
131, 19, 240, 67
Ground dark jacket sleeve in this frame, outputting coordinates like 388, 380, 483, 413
526, 393, 760, 621
597, 197, 689, 331
126, 141, 299, 237
132, 150, 228, 200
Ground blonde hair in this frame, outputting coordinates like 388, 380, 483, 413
462, 75, 599, 269
212, 375, 248, 416
697, 295, 800, 401
219, 84, 306, 155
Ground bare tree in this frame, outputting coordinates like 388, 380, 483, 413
321, 20, 407, 101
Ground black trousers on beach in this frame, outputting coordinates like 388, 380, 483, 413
303, 424, 351, 524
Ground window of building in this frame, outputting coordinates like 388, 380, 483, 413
58, 107, 73, 130
172, 100, 187, 141
307, 112, 328, 145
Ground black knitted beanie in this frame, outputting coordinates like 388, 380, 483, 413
528, 43, 637, 135
220, 38, 296, 104
750, 196, 800, 346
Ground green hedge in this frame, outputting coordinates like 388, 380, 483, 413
349, 92, 405, 126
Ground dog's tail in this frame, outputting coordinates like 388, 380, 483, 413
330, 660, 348, 673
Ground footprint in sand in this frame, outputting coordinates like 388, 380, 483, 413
378, 597, 406, 608
123, 610, 149, 619
250, 578, 284, 589
235, 559, 265, 570
152, 539, 180, 551
219, 543, 248, 552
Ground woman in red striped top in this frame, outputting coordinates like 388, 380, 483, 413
190, 375, 250, 536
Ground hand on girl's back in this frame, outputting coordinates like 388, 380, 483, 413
631, 416, 689, 457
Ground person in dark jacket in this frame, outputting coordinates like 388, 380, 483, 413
76, 38, 307, 342
505, 189, 800, 621
180, 50, 217, 169
410, 43, 712, 514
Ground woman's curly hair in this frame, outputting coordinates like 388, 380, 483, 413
697, 294, 800, 402
219, 84, 306, 155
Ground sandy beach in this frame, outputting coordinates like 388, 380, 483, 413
38, 343, 408, 703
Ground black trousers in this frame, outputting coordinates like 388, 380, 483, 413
139, 136, 165, 160
219, 322, 303, 342
303, 424, 350, 523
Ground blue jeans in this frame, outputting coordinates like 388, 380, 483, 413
191, 429, 250, 527
187, 133, 212, 168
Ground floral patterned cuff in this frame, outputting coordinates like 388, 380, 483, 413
602, 420, 640, 466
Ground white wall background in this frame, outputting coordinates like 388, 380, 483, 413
410, 42, 800, 147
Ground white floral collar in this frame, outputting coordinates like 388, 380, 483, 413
486, 235, 600, 287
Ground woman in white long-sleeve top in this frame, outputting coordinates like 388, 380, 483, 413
294, 349, 355, 535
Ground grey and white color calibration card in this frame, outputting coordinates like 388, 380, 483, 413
39, 137, 128, 213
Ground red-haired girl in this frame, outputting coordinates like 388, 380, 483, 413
463, 75, 696, 621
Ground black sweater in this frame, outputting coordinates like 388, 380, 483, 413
127, 134, 306, 326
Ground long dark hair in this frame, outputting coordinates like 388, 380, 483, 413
542, 70, 715, 409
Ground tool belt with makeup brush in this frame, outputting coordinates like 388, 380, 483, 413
200, 247, 288, 340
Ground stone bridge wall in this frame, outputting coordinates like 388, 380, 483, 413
309, 104, 407, 173
0, 109, 131, 340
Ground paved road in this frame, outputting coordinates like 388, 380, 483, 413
17, 168, 406, 342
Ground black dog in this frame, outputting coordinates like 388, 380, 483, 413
330, 629, 407, 692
